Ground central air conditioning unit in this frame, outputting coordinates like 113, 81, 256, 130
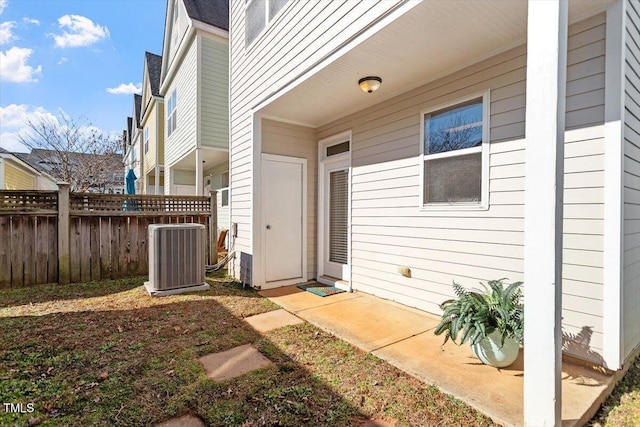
144, 223, 210, 296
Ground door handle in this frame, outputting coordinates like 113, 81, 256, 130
266, 225, 271, 229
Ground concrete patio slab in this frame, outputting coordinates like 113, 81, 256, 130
261, 285, 615, 427
259, 284, 361, 312
372, 331, 612, 427
244, 308, 304, 333
299, 293, 439, 352
199, 344, 274, 381
156, 414, 205, 427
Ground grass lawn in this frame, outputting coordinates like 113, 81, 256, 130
1, 274, 638, 427
0, 273, 493, 427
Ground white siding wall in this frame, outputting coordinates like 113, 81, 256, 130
262, 119, 317, 279
623, 1, 640, 359
164, 37, 198, 195
205, 161, 230, 236
229, 0, 402, 279
200, 35, 229, 150
316, 14, 607, 363
168, 0, 190, 70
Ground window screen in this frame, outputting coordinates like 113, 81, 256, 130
269, 0, 288, 20
246, 0, 265, 44
422, 96, 486, 206
424, 152, 481, 204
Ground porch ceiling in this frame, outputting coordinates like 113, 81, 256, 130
259, 0, 611, 128
171, 147, 228, 171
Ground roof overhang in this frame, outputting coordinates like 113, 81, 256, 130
256, 0, 612, 128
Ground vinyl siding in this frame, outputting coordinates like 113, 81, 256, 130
262, 119, 317, 280
316, 13, 607, 362
229, 0, 402, 279
168, 0, 190, 71
200, 35, 229, 151
164, 36, 198, 186
205, 161, 230, 235
158, 101, 165, 165
623, 1, 640, 360
4, 162, 36, 190
143, 99, 158, 175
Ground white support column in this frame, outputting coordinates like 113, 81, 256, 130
155, 165, 160, 195
195, 148, 204, 196
165, 166, 172, 195
603, 0, 626, 371
523, 1, 568, 426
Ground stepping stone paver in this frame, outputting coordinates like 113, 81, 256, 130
156, 414, 206, 427
199, 344, 273, 381
362, 420, 396, 427
244, 308, 304, 333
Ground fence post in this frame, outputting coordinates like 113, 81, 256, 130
58, 183, 70, 284
209, 190, 218, 265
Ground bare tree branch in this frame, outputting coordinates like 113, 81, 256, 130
17, 112, 123, 192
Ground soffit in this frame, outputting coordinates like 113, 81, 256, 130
260, 0, 611, 128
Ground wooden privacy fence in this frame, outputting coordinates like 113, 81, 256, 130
0, 185, 217, 288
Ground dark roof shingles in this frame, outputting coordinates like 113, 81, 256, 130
145, 52, 163, 97
134, 94, 142, 128
183, 0, 229, 31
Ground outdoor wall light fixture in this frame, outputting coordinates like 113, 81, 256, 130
358, 76, 382, 93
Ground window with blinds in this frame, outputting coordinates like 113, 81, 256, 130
329, 169, 348, 265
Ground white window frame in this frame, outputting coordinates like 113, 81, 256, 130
419, 91, 490, 211
144, 127, 149, 154
167, 89, 177, 137
245, 0, 289, 46
220, 171, 229, 207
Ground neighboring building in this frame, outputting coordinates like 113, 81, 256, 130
0, 147, 57, 190
229, 0, 640, 422
22, 148, 123, 193
123, 94, 144, 194
141, 52, 166, 195
159, 0, 229, 203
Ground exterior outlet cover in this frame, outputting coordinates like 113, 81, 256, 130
398, 266, 411, 278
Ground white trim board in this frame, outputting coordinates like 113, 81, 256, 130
602, 0, 625, 371
318, 130, 353, 292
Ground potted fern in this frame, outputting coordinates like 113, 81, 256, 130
434, 279, 524, 368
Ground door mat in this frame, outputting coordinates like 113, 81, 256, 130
296, 284, 346, 297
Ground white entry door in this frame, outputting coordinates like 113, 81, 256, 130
322, 159, 349, 280
261, 155, 305, 285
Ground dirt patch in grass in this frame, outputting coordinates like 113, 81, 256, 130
0, 273, 495, 426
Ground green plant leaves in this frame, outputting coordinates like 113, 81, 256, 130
434, 279, 524, 346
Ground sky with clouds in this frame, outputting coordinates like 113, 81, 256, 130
0, 0, 166, 152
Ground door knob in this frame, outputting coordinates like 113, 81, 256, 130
266, 225, 271, 229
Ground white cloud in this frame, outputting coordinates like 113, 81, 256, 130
0, 104, 59, 153
57, 56, 67, 65
22, 17, 39, 26
0, 47, 42, 83
106, 82, 141, 95
0, 0, 7, 16
0, 104, 58, 129
0, 21, 16, 45
50, 15, 109, 48
0, 131, 29, 152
